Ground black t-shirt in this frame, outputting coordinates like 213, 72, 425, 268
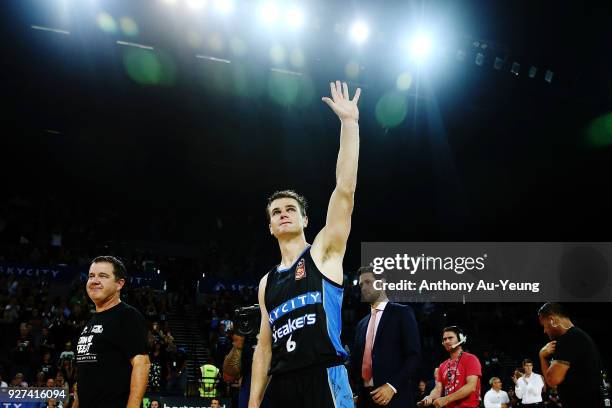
553, 326, 602, 408
76, 302, 148, 408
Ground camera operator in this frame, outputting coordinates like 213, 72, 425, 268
223, 306, 261, 408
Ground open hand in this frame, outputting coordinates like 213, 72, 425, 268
322, 81, 361, 123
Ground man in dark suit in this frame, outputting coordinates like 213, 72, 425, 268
350, 267, 421, 407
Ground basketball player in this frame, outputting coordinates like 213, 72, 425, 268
248, 81, 361, 408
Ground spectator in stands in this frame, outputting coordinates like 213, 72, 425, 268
34, 371, 46, 387
220, 313, 233, 334
148, 341, 165, 392
11, 372, 28, 387
46, 377, 55, 387
211, 397, 220, 408
214, 324, 231, 368
59, 356, 76, 388
415, 379, 428, 402
165, 330, 177, 354
59, 341, 74, 362
544, 388, 562, 407
55, 372, 70, 396
506, 387, 520, 407
38, 326, 56, 353
10, 322, 34, 378
151, 321, 166, 345
3, 297, 20, 323
38, 351, 56, 379
46, 398, 59, 408
166, 348, 188, 395
150, 399, 160, 408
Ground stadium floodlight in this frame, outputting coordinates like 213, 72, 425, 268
186, 0, 206, 10
511, 62, 520, 76
528, 66, 537, 78
475, 52, 485, 66
213, 0, 234, 14
494, 57, 504, 70
349, 20, 369, 44
286, 6, 305, 29
409, 33, 432, 63
544, 70, 554, 83
258, 1, 279, 24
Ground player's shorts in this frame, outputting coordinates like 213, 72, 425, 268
263, 364, 354, 408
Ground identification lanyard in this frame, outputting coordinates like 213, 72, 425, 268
444, 351, 464, 396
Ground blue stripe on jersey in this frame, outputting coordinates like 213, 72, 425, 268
322, 280, 348, 359
268, 291, 322, 325
276, 245, 312, 272
326, 365, 354, 408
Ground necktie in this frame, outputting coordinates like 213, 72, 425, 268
361, 308, 379, 382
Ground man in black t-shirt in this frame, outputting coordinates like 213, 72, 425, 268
74, 256, 150, 408
537, 302, 601, 408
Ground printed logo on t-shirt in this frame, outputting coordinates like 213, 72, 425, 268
443, 360, 463, 395
295, 258, 306, 280
76, 325, 101, 363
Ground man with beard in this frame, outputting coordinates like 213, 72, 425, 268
350, 267, 421, 407
420, 326, 481, 408
74, 256, 150, 408
537, 302, 601, 408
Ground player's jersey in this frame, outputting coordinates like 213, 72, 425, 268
265, 245, 347, 375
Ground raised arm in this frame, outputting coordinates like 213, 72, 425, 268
313, 81, 361, 284
248, 274, 273, 408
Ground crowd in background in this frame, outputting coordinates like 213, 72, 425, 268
1, 194, 610, 407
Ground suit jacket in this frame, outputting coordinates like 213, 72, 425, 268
350, 302, 421, 407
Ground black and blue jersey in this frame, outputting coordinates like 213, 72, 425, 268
264, 245, 348, 375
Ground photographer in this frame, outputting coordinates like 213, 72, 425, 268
223, 306, 259, 408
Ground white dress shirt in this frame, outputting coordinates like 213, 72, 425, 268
363, 301, 397, 393
483, 389, 509, 408
515, 372, 544, 404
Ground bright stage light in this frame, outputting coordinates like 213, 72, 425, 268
349, 21, 369, 44
258, 2, 279, 24
410, 33, 432, 62
186, 0, 206, 10
286, 7, 304, 29
213, 0, 234, 14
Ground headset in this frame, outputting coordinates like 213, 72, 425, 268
442, 326, 468, 349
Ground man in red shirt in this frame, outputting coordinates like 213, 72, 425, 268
420, 326, 481, 408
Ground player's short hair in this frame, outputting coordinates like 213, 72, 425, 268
489, 377, 501, 386
522, 358, 533, 366
266, 190, 308, 222
91, 255, 127, 281
537, 302, 567, 318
